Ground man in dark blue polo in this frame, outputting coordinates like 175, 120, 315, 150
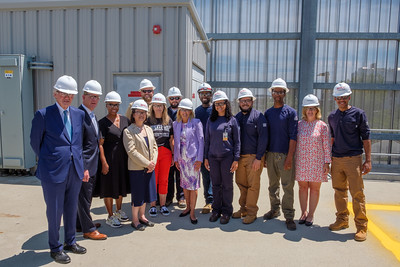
234, 88, 268, 224
328, 82, 371, 242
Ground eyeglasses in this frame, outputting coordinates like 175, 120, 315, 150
134, 110, 147, 115
107, 103, 120, 108
272, 90, 286, 95
239, 99, 252, 104
169, 97, 181, 100
335, 96, 350, 100
56, 91, 74, 98
84, 93, 100, 100
199, 92, 211, 97
306, 107, 317, 111
214, 101, 226, 107
153, 104, 164, 109
141, 90, 153, 94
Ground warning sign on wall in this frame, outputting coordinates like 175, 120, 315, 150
5, 70, 13, 78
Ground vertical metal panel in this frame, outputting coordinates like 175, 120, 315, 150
12, 11, 25, 53
106, 8, 120, 91
135, 7, 149, 71
164, 7, 178, 89
120, 8, 134, 72
149, 7, 163, 75
78, 8, 92, 95
25, 11, 38, 58
65, 9, 79, 106
0, 12, 12, 53
93, 8, 106, 87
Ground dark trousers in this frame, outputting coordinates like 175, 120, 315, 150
201, 163, 213, 204
76, 175, 96, 233
41, 163, 82, 252
209, 155, 234, 216
167, 165, 184, 202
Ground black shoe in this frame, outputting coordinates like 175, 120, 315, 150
50, 251, 71, 264
286, 219, 297, 231
305, 220, 313, 226
263, 210, 281, 220
165, 199, 173, 207
63, 243, 87, 254
220, 215, 230, 224
209, 213, 221, 222
139, 219, 155, 227
131, 222, 145, 231
190, 218, 198, 224
179, 210, 190, 217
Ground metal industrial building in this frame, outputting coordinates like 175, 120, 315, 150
0, 0, 209, 171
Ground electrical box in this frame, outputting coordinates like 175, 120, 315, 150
0, 54, 35, 170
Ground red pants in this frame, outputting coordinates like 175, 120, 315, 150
155, 146, 172, 194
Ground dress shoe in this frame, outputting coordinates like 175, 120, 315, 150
232, 210, 247, 219
220, 215, 230, 224
190, 217, 198, 224
286, 219, 297, 231
83, 230, 107, 240
305, 220, 313, 226
329, 219, 349, 231
263, 210, 280, 220
209, 213, 221, 222
354, 229, 367, 242
242, 215, 257, 224
139, 219, 155, 227
63, 243, 87, 254
179, 210, 190, 217
50, 251, 71, 264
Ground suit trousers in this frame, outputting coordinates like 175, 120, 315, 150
209, 155, 234, 216
76, 175, 96, 233
200, 163, 213, 204
41, 163, 82, 252
266, 152, 295, 220
167, 165, 183, 201
331, 155, 368, 231
235, 154, 265, 216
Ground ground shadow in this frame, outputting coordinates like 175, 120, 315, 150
0, 251, 52, 267
0, 176, 40, 186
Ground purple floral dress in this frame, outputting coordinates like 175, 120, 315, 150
178, 123, 200, 190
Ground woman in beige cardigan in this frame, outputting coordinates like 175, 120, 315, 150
123, 99, 158, 231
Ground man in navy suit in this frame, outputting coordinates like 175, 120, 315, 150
30, 75, 87, 264
76, 80, 107, 240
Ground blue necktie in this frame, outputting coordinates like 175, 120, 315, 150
90, 112, 98, 135
63, 110, 72, 140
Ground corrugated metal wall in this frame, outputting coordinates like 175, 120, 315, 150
0, 4, 207, 117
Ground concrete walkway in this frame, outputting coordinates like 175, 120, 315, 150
0, 170, 399, 266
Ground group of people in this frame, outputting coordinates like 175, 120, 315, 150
30, 76, 371, 264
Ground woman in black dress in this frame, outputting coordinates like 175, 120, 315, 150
97, 91, 130, 228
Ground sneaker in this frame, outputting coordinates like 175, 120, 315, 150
329, 219, 349, 231
160, 206, 170, 216
114, 210, 129, 222
149, 206, 157, 217
354, 229, 367, 241
106, 215, 122, 228
178, 199, 186, 208
202, 203, 212, 214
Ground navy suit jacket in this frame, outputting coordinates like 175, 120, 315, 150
79, 105, 100, 177
30, 103, 85, 183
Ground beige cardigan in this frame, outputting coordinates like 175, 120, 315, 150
123, 124, 158, 171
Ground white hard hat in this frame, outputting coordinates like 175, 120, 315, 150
104, 91, 122, 103
151, 93, 167, 104
131, 99, 149, 111
167, 87, 182, 97
213, 90, 229, 102
237, 88, 256, 101
139, 79, 156, 90
197, 82, 212, 93
53, 75, 78, 95
82, 80, 102, 95
302, 94, 320, 107
269, 78, 289, 93
178, 98, 193, 110
333, 82, 352, 97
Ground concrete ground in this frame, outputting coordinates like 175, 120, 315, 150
0, 169, 399, 266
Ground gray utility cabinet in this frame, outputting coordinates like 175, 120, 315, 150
0, 54, 35, 170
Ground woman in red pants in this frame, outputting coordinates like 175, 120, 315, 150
146, 93, 174, 217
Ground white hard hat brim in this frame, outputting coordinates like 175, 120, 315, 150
151, 101, 167, 104
132, 106, 148, 111
237, 96, 256, 102
303, 103, 319, 107
179, 106, 192, 110
168, 93, 183, 97
268, 86, 289, 93
55, 87, 78, 95
333, 91, 352, 97
140, 86, 156, 90
84, 89, 102, 95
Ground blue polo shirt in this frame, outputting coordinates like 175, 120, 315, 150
235, 108, 268, 160
195, 105, 212, 136
328, 106, 370, 157
264, 104, 298, 154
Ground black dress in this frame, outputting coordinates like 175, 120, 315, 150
94, 115, 131, 199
